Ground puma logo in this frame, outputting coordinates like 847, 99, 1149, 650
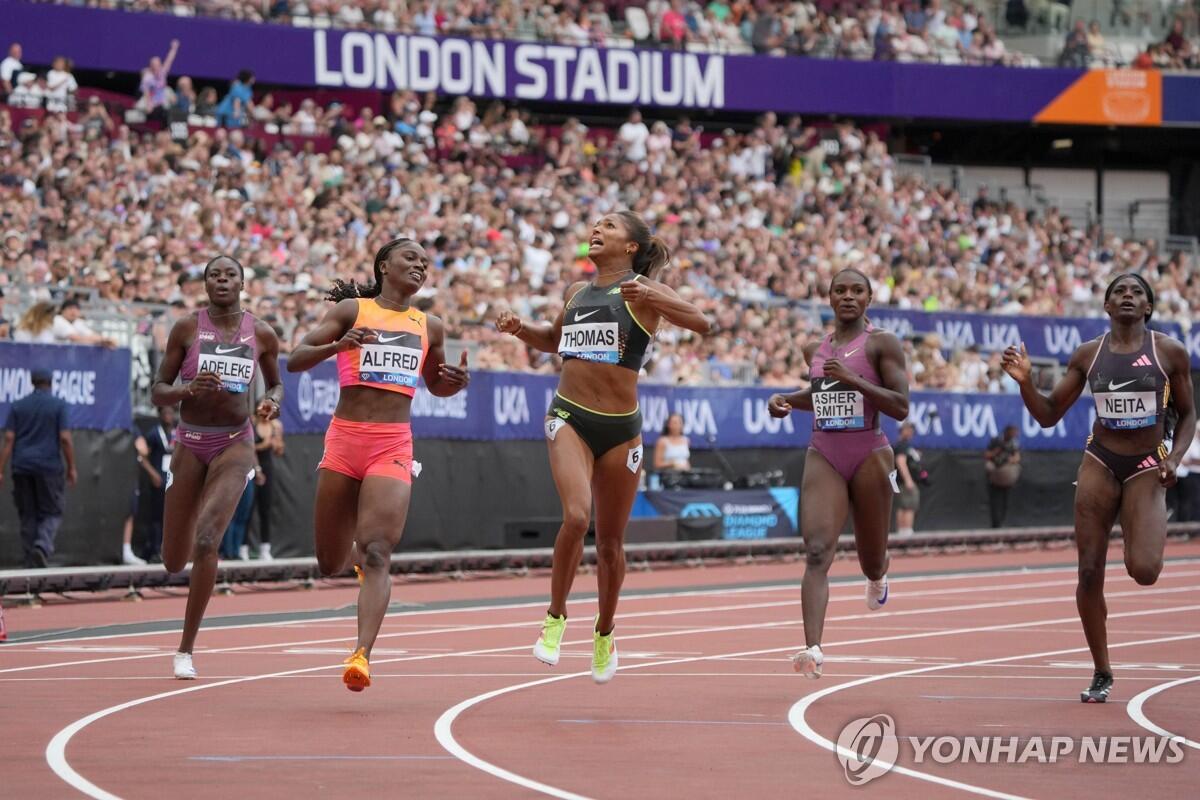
575, 309, 600, 321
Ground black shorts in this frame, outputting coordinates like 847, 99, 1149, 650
545, 393, 642, 459
1084, 437, 1169, 484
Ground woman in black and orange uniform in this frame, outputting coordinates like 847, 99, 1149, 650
1003, 274, 1194, 703
496, 211, 711, 684
288, 238, 469, 692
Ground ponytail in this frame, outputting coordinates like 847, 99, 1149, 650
324, 237, 412, 304
636, 236, 671, 279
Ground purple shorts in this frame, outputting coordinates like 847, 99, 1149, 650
177, 421, 253, 465
810, 429, 891, 482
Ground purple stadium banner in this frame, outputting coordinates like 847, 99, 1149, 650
11, 0, 1200, 124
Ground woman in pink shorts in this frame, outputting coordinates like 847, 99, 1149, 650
768, 268, 910, 678
288, 238, 469, 692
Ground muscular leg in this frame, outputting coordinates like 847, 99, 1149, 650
313, 469, 361, 575
177, 443, 256, 655
161, 447, 207, 574
800, 449, 851, 647
590, 437, 643, 635
1119, 473, 1168, 586
849, 448, 895, 581
1074, 456, 1121, 675
352, 475, 412, 657
545, 425, 594, 619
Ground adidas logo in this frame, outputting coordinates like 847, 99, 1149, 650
1137, 455, 1159, 470
1132, 355, 1152, 368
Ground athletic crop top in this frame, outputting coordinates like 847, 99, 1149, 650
559, 273, 653, 372
809, 327, 882, 432
181, 308, 259, 394
336, 298, 430, 397
1087, 331, 1170, 431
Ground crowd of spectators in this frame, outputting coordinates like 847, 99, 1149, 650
0, 35, 1196, 392
28, 0, 1037, 66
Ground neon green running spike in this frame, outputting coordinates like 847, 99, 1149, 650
533, 613, 567, 666
592, 621, 618, 684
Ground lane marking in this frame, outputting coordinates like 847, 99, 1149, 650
1126, 674, 1200, 749
787, 629, 1200, 800
434, 603, 1200, 800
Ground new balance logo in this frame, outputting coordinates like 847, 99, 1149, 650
1132, 355, 1152, 368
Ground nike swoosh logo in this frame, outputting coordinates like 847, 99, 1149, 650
228, 431, 241, 439
1108, 380, 1137, 391
821, 380, 841, 390
844, 349, 859, 357
575, 309, 600, 321
240, 335, 253, 343
215, 346, 242, 354
377, 334, 405, 343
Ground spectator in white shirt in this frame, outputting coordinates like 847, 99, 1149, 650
618, 109, 650, 161
0, 42, 22, 97
44, 56, 78, 113
51, 299, 113, 347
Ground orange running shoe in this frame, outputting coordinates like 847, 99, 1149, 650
343, 647, 370, 692
353, 565, 364, 585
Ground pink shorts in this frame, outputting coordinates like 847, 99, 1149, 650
318, 417, 414, 483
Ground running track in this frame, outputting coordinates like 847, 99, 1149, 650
2, 544, 1199, 799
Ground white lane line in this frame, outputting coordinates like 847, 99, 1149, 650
21, 558, 1199, 647
433, 602, 1200, 800
787, 628, 1200, 800
12, 566, 1200, 676
1126, 674, 1200, 749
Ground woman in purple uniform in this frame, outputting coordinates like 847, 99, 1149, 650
152, 256, 283, 680
1003, 273, 1194, 703
768, 268, 910, 678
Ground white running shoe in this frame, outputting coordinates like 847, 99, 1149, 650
258, 543, 273, 561
122, 547, 147, 566
866, 575, 889, 611
793, 645, 824, 679
173, 652, 197, 680
238, 545, 250, 561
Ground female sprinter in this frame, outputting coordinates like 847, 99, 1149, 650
1002, 273, 1194, 702
496, 211, 711, 684
288, 238, 469, 692
767, 268, 909, 678
153, 255, 283, 680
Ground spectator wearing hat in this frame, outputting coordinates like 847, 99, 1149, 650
0, 368, 76, 568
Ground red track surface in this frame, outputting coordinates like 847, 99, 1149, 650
2, 544, 1199, 799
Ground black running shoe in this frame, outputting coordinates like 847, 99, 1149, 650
1080, 670, 1113, 703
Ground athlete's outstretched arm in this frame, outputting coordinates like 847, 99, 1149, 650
287, 300, 365, 372
1159, 337, 1195, 487
255, 320, 284, 420
1002, 342, 1090, 427
151, 316, 221, 406
421, 315, 470, 397
496, 281, 586, 353
823, 332, 909, 420
621, 278, 712, 335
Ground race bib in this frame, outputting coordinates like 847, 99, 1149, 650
1095, 390, 1157, 430
198, 341, 255, 393
559, 322, 620, 364
812, 377, 866, 431
359, 330, 423, 387
626, 444, 643, 474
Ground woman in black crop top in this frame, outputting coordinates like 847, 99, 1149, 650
496, 210, 711, 684
1002, 274, 1195, 703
